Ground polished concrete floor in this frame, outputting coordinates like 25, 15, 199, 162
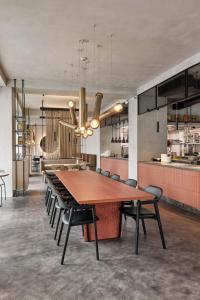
0, 175, 200, 300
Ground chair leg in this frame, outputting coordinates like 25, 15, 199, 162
47, 195, 53, 215
46, 191, 52, 213
61, 208, 73, 265
45, 188, 50, 206
92, 206, 99, 261
82, 225, 84, 237
50, 198, 56, 224
0, 186, 2, 207
141, 219, 147, 235
154, 202, 166, 249
57, 219, 64, 246
3, 183, 6, 201
135, 201, 141, 255
51, 207, 57, 228
54, 209, 62, 240
86, 225, 90, 241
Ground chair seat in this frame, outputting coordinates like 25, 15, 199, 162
121, 206, 156, 218
63, 210, 99, 226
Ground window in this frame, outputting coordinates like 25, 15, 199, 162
157, 71, 186, 106
188, 63, 200, 96
138, 87, 156, 114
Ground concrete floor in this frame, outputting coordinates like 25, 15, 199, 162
0, 175, 200, 300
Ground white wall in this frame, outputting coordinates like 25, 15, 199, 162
81, 128, 100, 167
128, 97, 138, 180
0, 87, 13, 197
100, 126, 121, 156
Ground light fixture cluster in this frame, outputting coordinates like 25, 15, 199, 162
59, 87, 123, 139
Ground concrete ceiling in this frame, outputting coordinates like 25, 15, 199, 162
1, 0, 200, 110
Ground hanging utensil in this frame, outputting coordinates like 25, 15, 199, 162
118, 114, 121, 143
125, 119, 129, 143
114, 123, 118, 143
122, 120, 126, 143
111, 124, 114, 143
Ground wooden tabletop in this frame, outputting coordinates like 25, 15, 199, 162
56, 170, 153, 204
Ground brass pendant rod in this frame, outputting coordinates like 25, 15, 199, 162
59, 120, 77, 130
70, 107, 78, 126
79, 87, 86, 129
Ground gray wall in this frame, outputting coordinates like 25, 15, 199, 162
138, 106, 167, 161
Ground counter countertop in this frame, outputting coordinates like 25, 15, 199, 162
100, 156, 128, 161
139, 161, 200, 172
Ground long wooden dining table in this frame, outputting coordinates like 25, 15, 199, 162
56, 170, 153, 241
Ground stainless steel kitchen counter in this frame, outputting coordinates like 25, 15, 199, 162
140, 161, 200, 172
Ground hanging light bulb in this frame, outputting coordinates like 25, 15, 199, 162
114, 103, 123, 113
68, 100, 75, 108
90, 119, 99, 129
83, 132, 88, 138
80, 126, 85, 133
86, 128, 93, 136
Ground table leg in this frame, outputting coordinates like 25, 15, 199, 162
84, 202, 122, 241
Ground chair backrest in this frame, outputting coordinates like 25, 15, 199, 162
125, 178, 137, 188
111, 174, 120, 181
96, 168, 102, 174
101, 170, 110, 177
144, 185, 163, 200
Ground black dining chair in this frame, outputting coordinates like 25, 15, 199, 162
96, 168, 102, 174
111, 174, 120, 181
121, 178, 138, 220
57, 201, 99, 265
101, 170, 110, 177
121, 185, 166, 254
52, 192, 76, 240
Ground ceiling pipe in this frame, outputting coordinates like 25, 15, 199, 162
99, 103, 123, 121
90, 92, 103, 129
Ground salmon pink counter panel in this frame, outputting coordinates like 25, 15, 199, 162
100, 157, 128, 180
138, 163, 200, 210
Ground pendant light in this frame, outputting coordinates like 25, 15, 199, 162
90, 92, 103, 129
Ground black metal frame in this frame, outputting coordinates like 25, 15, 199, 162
138, 61, 200, 115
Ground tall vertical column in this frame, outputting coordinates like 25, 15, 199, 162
128, 96, 138, 180
0, 87, 13, 197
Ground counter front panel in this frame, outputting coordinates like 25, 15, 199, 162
100, 157, 128, 181
138, 162, 200, 210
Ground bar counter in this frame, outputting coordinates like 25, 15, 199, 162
138, 161, 200, 210
100, 156, 128, 180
